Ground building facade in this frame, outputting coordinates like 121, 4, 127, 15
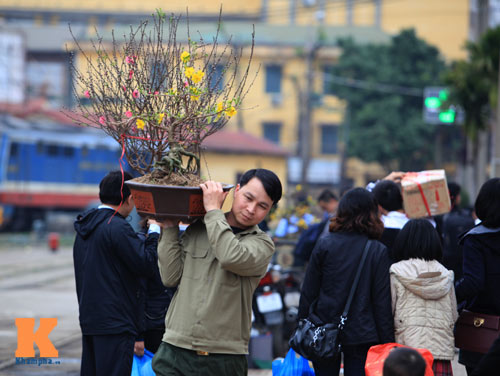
0, 0, 476, 188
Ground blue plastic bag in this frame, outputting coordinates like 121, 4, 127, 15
131, 349, 155, 376
272, 348, 315, 376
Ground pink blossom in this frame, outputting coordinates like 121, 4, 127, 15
84, 90, 90, 98
125, 111, 133, 118
154, 91, 159, 95
184, 81, 189, 87
132, 90, 139, 98
125, 56, 135, 64
129, 70, 134, 79
99, 116, 106, 125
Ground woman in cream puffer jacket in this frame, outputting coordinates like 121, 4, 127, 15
390, 219, 458, 376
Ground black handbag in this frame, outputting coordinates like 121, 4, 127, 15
289, 239, 372, 361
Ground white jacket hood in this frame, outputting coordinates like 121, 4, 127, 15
390, 259, 454, 300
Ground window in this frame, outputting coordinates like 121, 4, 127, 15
321, 125, 338, 154
265, 65, 282, 93
36, 142, 44, 154
209, 65, 224, 92
26, 60, 66, 107
262, 122, 281, 144
151, 62, 167, 91
9, 142, 19, 157
323, 65, 334, 94
63, 146, 75, 157
47, 144, 59, 156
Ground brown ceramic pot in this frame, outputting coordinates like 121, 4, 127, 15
125, 180, 234, 221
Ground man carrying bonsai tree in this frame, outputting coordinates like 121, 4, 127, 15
152, 168, 282, 376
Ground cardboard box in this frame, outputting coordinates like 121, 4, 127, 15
401, 169, 451, 219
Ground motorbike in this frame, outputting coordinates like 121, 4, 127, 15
280, 267, 303, 340
252, 264, 286, 357
252, 264, 304, 358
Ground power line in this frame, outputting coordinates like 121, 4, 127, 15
321, 71, 423, 96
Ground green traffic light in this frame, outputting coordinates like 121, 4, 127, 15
425, 97, 441, 109
439, 110, 455, 123
439, 90, 449, 101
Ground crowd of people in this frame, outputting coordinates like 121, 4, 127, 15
297, 175, 500, 376
72, 168, 500, 376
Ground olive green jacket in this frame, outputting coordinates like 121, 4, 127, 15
158, 209, 275, 354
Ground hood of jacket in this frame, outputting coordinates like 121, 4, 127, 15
74, 208, 119, 239
390, 259, 454, 300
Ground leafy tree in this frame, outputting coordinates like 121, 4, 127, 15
444, 26, 500, 197
329, 29, 449, 170
444, 27, 500, 137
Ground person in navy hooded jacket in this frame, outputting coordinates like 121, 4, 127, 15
73, 170, 161, 376
455, 177, 500, 375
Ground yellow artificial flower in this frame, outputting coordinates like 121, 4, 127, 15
191, 70, 205, 84
224, 106, 237, 117
185, 67, 194, 79
295, 184, 302, 192
190, 95, 200, 101
136, 119, 145, 130
181, 51, 190, 63
157, 113, 165, 124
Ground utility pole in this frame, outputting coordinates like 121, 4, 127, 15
463, 0, 490, 198
299, 40, 319, 190
340, 105, 350, 189
476, 0, 489, 189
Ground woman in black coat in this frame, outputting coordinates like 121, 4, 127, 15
455, 177, 500, 375
298, 188, 395, 376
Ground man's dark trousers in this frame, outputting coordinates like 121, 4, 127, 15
81, 333, 135, 376
152, 342, 247, 376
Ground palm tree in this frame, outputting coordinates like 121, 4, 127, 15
444, 26, 500, 198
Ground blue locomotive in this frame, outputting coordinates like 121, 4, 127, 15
0, 113, 130, 231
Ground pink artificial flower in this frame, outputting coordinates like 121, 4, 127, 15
154, 91, 159, 95
129, 70, 134, 79
132, 90, 139, 98
84, 90, 90, 98
99, 116, 106, 125
125, 56, 135, 64
184, 81, 189, 88
125, 111, 133, 118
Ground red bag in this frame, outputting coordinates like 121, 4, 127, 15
365, 343, 434, 376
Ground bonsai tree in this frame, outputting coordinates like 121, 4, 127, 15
68, 9, 255, 186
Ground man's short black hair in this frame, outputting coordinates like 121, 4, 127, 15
475, 177, 500, 228
392, 219, 443, 262
318, 189, 338, 203
383, 347, 427, 376
99, 170, 133, 205
373, 180, 403, 212
239, 169, 282, 205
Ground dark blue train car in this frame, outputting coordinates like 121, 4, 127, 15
0, 114, 128, 231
